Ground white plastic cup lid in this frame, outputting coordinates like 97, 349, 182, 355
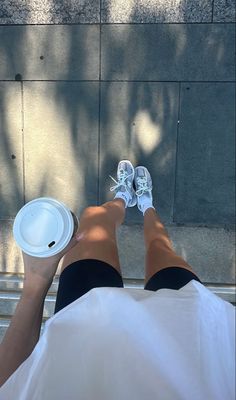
13, 197, 74, 258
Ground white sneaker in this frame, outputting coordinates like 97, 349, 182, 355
109, 160, 137, 207
134, 166, 154, 214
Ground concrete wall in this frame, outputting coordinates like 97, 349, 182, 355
0, 0, 235, 283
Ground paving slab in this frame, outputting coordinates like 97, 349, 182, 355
0, 220, 22, 274
0, 25, 99, 80
101, 0, 212, 23
99, 82, 179, 224
0, 82, 24, 218
23, 82, 99, 214
101, 24, 235, 81
0, 0, 100, 24
1, 220, 235, 284
213, 0, 236, 22
175, 82, 235, 225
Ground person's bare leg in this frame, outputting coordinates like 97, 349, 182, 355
60, 199, 125, 276
144, 208, 195, 285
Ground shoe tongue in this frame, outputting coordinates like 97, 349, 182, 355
138, 169, 145, 177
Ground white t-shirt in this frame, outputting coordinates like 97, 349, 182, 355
0, 280, 235, 400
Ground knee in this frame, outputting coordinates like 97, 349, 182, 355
81, 206, 104, 218
80, 206, 110, 227
147, 237, 174, 254
147, 238, 192, 269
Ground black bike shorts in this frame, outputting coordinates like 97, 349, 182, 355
54, 259, 201, 314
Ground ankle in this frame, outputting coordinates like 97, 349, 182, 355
143, 205, 155, 216
112, 198, 126, 208
114, 191, 131, 208
136, 191, 154, 215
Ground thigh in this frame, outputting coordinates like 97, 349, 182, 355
54, 259, 124, 314
145, 239, 195, 284
60, 206, 122, 275
144, 266, 202, 291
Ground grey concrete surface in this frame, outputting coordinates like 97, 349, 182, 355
175, 82, 235, 225
213, 0, 236, 22
101, 0, 213, 23
168, 226, 235, 284
0, 0, 100, 24
99, 82, 179, 224
0, 82, 24, 218
1, 219, 235, 284
23, 82, 99, 214
1, 0, 235, 25
0, 2, 235, 288
0, 26, 99, 80
101, 24, 235, 81
0, 220, 22, 274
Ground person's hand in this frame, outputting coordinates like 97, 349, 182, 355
22, 232, 84, 296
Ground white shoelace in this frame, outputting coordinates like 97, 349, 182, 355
135, 177, 152, 197
109, 170, 133, 192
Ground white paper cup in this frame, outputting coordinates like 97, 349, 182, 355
13, 197, 79, 258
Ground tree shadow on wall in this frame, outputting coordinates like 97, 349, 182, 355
0, 0, 235, 276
